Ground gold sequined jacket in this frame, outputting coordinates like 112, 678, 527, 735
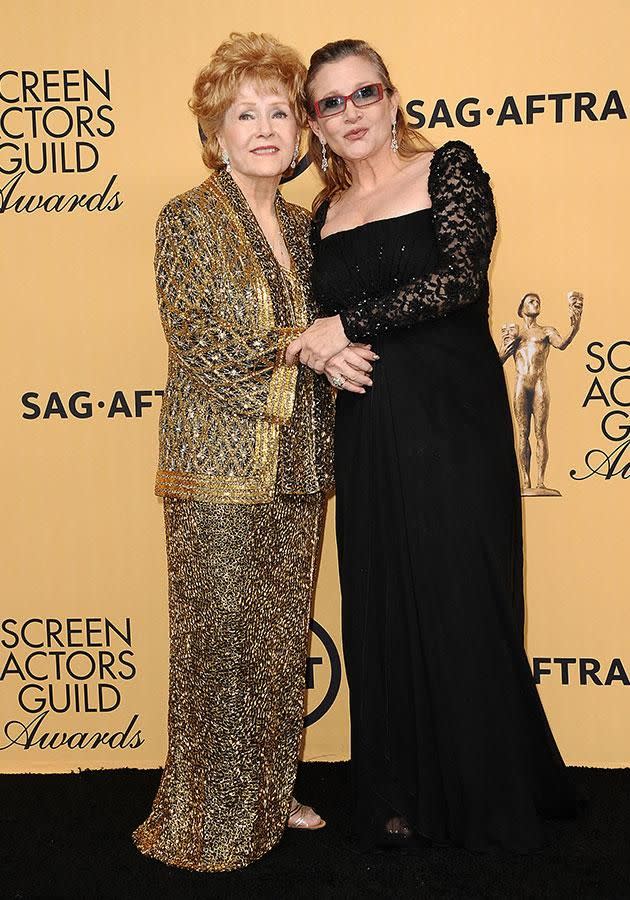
154, 169, 334, 504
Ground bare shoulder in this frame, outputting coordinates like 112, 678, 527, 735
323, 190, 349, 224
400, 150, 434, 205
405, 149, 435, 174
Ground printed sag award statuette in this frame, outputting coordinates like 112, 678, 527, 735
499, 291, 584, 497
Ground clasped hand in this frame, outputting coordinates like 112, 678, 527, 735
285, 315, 377, 394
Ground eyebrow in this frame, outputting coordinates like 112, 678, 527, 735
319, 81, 376, 98
235, 98, 291, 107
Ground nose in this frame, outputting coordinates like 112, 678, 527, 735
343, 103, 362, 124
258, 115, 275, 137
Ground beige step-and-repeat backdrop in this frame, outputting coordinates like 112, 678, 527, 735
2, 1, 628, 772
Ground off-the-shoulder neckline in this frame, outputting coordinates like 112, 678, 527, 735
314, 140, 477, 243
318, 141, 454, 243
317, 206, 432, 243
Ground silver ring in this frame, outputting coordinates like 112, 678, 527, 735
331, 374, 346, 389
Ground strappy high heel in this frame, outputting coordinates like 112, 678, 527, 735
287, 797, 326, 830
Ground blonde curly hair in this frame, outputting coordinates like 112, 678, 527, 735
190, 32, 307, 171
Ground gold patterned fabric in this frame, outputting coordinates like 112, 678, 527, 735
154, 169, 334, 504
133, 172, 334, 872
133, 493, 325, 871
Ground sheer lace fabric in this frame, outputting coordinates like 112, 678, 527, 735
338, 141, 497, 342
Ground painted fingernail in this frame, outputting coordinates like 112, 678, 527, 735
372, 354, 380, 360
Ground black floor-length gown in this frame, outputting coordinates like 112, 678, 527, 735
311, 141, 576, 852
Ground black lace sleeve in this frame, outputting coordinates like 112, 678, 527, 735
338, 141, 497, 342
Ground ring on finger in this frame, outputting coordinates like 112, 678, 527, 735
331, 373, 346, 389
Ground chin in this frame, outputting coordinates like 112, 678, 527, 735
341, 143, 378, 161
246, 157, 290, 178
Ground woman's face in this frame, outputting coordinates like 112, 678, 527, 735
308, 55, 398, 163
218, 78, 298, 180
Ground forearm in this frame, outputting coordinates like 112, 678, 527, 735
556, 326, 579, 350
165, 321, 301, 419
339, 264, 483, 343
155, 200, 302, 419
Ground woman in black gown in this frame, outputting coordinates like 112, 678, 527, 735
286, 39, 576, 852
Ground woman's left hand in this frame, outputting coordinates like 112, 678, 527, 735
324, 344, 377, 393
285, 315, 349, 373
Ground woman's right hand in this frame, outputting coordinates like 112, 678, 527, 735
324, 344, 378, 394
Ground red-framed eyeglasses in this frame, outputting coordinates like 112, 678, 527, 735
313, 82, 385, 119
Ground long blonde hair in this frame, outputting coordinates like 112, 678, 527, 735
304, 39, 434, 213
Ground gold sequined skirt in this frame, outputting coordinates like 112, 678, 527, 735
132, 493, 325, 872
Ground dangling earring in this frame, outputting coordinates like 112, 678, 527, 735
290, 139, 299, 169
391, 122, 399, 153
319, 137, 328, 173
221, 149, 231, 173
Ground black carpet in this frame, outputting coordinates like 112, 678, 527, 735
2, 763, 630, 898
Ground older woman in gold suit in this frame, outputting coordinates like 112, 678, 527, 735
132, 33, 368, 872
